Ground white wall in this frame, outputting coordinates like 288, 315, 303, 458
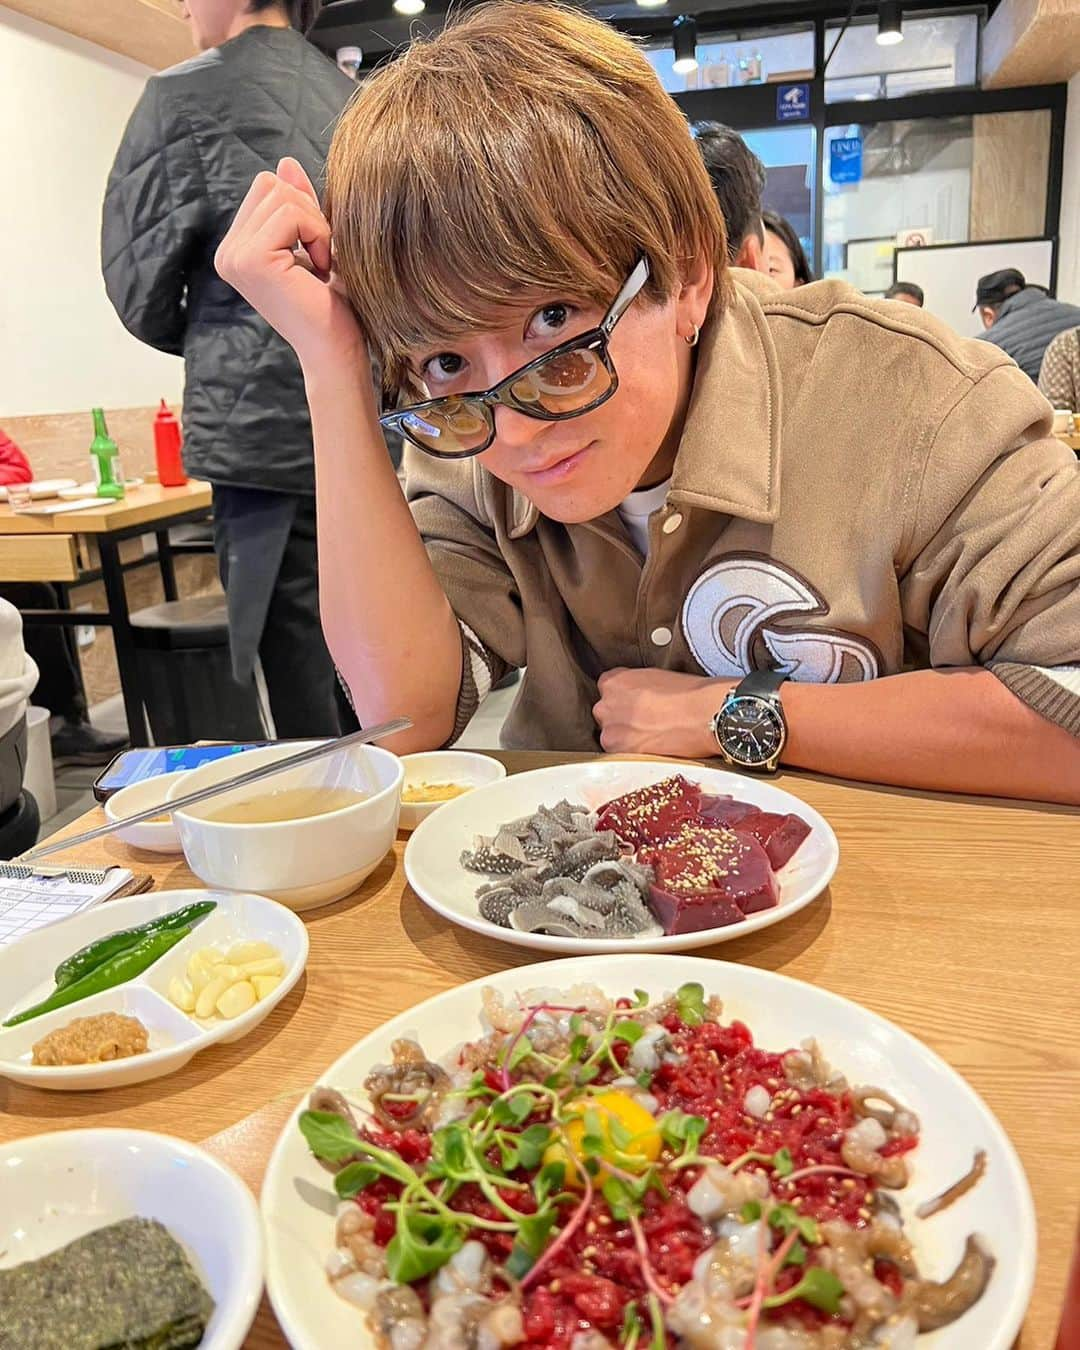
1058, 72, 1080, 305
0, 7, 184, 417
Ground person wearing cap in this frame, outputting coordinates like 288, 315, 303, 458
975, 268, 1080, 384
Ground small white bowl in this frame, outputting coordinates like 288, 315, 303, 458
398, 751, 507, 830
169, 741, 403, 911
0, 1128, 262, 1350
105, 773, 187, 854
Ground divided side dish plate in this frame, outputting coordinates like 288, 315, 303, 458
0, 889, 307, 1089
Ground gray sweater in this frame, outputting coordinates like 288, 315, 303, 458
979, 287, 1080, 384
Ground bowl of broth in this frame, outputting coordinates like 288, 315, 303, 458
167, 742, 403, 911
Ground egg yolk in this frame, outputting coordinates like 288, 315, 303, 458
543, 1090, 661, 1185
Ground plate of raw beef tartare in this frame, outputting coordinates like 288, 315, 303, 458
404, 762, 838, 953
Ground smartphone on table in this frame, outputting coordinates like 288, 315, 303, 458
93, 743, 269, 802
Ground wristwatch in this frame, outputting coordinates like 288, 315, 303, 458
711, 669, 789, 773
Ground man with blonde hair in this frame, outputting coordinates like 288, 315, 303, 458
216, 3, 1079, 803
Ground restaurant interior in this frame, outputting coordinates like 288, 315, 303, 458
0, 0, 1078, 1346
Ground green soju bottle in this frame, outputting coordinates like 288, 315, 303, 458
90, 408, 125, 500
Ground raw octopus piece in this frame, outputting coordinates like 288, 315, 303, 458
699, 794, 811, 869
640, 822, 778, 934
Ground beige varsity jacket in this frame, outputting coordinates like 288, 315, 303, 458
405, 270, 1080, 750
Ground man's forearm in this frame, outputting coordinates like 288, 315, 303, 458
783, 667, 1080, 804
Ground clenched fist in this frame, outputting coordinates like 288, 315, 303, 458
215, 157, 363, 369
592, 667, 730, 757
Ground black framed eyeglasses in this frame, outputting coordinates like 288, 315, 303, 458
380, 255, 651, 459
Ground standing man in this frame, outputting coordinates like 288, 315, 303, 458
102, 0, 356, 737
975, 269, 1080, 384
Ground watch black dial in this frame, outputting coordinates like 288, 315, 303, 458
717, 695, 785, 767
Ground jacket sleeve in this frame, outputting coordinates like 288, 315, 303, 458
403, 446, 526, 743
0, 431, 32, 486
101, 77, 208, 357
898, 363, 1080, 735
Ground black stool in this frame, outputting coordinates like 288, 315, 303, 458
129, 596, 266, 744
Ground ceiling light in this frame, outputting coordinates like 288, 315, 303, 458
393, 0, 425, 14
876, 1, 903, 45
636, 0, 667, 8
672, 16, 698, 74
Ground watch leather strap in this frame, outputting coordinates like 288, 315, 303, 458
734, 668, 787, 699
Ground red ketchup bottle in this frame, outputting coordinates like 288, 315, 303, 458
153, 400, 188, 487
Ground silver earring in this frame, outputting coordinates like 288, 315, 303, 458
685, 324, 700, 347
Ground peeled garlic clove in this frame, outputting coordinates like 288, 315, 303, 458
196, 973, 233, 1020
251, 973, 282, 1001
239, 957, 284, 978
187, 951, 216, 993
168, 976, 195, 1013
227, 940, 277, 964
216, 980, 257, 1019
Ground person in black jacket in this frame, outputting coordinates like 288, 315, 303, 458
102, 0, 357, 737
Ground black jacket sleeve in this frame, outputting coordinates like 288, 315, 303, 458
101, 78, 209, 357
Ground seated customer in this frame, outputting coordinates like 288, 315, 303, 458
976, 268, 1080, 384
762, 211, 813, 289
0, 427, 127, 766
1039, 326, 1080, 413
216, 3, 1080, 804
692, 123, 767, 272
884, 281, 924, 308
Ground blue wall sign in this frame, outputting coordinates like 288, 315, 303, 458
776, 83, 810, 122
829, 135, 864, 184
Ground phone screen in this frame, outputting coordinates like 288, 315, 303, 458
95, 744, 266, 798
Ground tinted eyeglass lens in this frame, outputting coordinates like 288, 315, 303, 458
401, 398, 492, 455
510, 348, 610, 414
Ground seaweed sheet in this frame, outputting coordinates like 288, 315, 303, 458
0, 1216, 214, 1349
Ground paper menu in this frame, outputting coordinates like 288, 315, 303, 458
0, 866, 136, 946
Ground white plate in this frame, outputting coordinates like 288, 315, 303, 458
1, 478, 78, 500
261, 954, 1035, 1350
0, 889, 307, 1089
404, 760, 839, 953
0, 1127, 262, 1350
398, 750, 507, 831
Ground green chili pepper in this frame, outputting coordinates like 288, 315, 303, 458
53, 901, 216, 991
5, 925, 195, 1027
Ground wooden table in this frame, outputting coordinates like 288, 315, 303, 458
0, 482, 213, 744
1054, 429, 1080, 453
3, 755, 1077, 1348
